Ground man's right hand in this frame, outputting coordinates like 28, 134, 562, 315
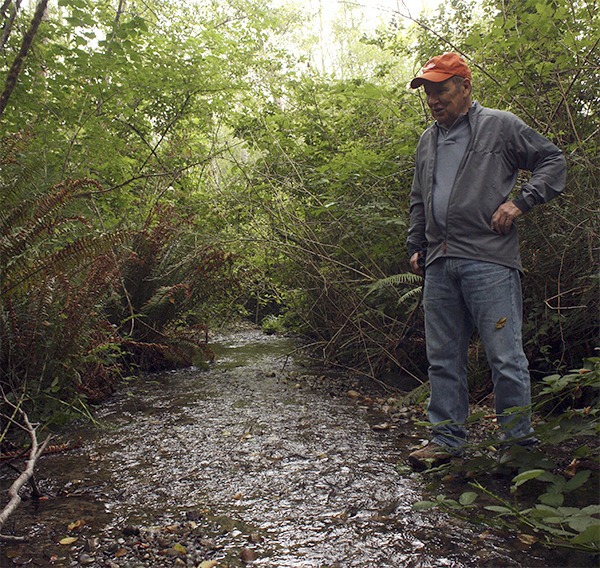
410, 252, 424, 276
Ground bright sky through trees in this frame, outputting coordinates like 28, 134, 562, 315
318, 0, 442, 28
275, 0, 442, 75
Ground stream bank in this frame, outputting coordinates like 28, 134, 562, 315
0, 329, 584, 567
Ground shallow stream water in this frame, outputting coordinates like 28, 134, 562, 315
0, 329, 581, 567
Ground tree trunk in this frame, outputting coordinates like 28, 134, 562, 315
0, 0, 48, 121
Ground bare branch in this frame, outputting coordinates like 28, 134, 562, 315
0, 402, 52, 541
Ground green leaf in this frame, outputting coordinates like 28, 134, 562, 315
539, 492, 564, 507
568, 515, 599, 534
413, 500, 438, 511
459, 492, 478, 506
564, 470, 591, 491
484, 506, 513, 514
570, 523, 600, 545
512, 469, 547, 487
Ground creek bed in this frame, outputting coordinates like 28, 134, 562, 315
0, 329, 580, 567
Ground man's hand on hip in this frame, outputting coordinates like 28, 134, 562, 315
491, 201, 523, 234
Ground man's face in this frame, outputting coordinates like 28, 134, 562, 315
423, 77, 471, 128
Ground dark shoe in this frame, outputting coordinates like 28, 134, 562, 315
408, 443, 452, 470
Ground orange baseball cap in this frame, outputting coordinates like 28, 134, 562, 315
410, 52, 472, 88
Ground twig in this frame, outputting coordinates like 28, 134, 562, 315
0, 406, 52, 541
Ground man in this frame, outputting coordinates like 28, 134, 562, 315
406, 52, 566, 469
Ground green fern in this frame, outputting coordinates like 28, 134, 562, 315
367, 272, 422, 292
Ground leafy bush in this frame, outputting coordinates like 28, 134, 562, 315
412, 359, 600, 554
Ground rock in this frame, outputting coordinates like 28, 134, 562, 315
84, 537, 99, 552
240, 547, 257, 563
122, 525, 140, 536
103, 540, 120, 554
78, 553, 95, 565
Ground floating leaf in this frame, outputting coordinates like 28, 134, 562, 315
59, 537, 78, 545
67, 519, 85, 531
517, 533, 538, 545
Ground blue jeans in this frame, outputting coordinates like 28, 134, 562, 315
423, 258, 534, 450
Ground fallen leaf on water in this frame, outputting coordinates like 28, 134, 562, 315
67, 519, 85, 531
173, 543, 187, 554
517, 533, 538, 546
495, 317, 508, 329
59, 537, 78, 545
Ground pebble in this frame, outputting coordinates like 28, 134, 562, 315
84, 537, 99, 552
240, 547, 257, 563
123, 525, 141, 536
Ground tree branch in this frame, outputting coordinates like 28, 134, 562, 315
0, 0, 48, 121
0, 403, 52, 542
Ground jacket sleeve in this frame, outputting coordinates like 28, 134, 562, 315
406, 156, 427, 257
509, 118, 567, 213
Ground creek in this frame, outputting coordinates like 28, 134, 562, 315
0, 329, 576, 567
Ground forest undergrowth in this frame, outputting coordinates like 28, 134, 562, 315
0, 0, 597, 553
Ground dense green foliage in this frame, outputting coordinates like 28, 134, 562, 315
0, 0, 597, 479
0, 0, 597, 554
413, 358, 599, 554
0, 0, 290, 409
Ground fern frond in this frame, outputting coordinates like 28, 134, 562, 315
396, 286, 423, 306
366, 272, 422, 296
1, 231, 128, 298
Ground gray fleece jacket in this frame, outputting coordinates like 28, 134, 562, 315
407, 102, 567, 272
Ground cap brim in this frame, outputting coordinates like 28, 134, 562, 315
410, 71, 454, 89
